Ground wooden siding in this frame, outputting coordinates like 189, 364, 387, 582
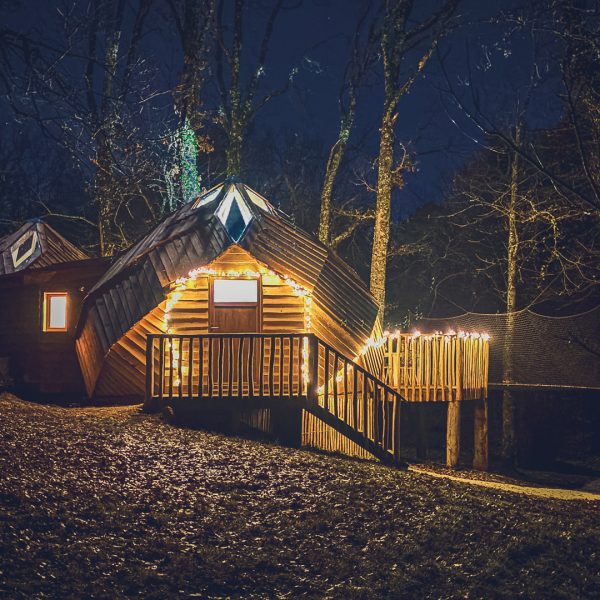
85, 246, 308, 399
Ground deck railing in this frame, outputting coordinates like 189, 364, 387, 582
314, 337, 402, 462
145, 333, 403, 464
146, 333, 309, 402
382, 333, 489, 401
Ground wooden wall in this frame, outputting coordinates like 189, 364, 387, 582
0, 259, 108, 396
90, 246, 306, 398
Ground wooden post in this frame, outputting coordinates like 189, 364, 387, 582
306, 334, 318, 404
446, 401, 461, 469
144, 335, 156, 412
446, 336, 463, 468
473, 397, 489, 471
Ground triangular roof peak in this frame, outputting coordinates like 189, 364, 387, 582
191, 179, 276, 243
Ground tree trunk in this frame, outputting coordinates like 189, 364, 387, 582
95, 0, 125, 257
502, 125, 521, 468
96, 130, 120, 257
370, 108, 395, 316
319, 109, 354, 245
226, 114, 243, 177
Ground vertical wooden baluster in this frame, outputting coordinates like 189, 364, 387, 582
187, 337, 193, 400
385, 390, 391, 451
306, 335, 318, 404
288, 336, 294, 397
249, 337, 255, 398
259, 337, 265, 397
208, 336, 213, 397
373, 384, 380, 446
343, 360, 348, 422
237, 336, 243, 400
268, 336, 275, 397
333, 354, 339, 418
382, 388, 387, 450
353, 364, 358, 429
145, 336, 154, 405
297, 338, 302, 397
158, 337, 165, 402
168, 337, 174, 402
279, 336, 284, 396
380, 386, 385, 448
324, 347, 329, 411
362, 374, 368, 437
218, 336, 223, 398
228, 336, 233, 398
177, 336, 183, 400
198, 337, 204, 399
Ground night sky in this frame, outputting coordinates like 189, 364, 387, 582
1, 0, 566, 220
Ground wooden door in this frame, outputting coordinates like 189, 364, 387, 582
209, 277, 261, 395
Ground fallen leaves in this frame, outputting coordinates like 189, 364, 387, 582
0, 392, 598, 599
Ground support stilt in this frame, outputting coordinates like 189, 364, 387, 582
446, 401, 461, 469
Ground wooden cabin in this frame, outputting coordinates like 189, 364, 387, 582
76, 178, 381, 401
0, 221, 109, 396
0, 181, 490, 467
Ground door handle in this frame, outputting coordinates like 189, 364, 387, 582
209, 326, 220, 330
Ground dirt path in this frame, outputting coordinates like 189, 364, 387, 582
409, 465, 600, 501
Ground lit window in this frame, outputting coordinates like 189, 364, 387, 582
213, 279, 258, 304
43, 292, 68, 331
192, 183, 223, 208
245, 187, 272, 212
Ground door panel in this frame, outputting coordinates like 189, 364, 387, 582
209, 277, 261, 395
210, 305, 259, 333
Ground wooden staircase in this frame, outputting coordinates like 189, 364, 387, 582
145, 333, 404, 467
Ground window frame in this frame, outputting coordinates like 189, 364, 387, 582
210, 277, 260, 307
43, 292, 69, 332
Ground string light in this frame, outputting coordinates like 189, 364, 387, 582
161, 261, 489, 395
162, 261, 314, 391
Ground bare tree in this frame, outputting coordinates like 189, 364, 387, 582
317, 3, 379, 245
0, 0, 166, 256
214, 0, 299, 177
167, 0, 216, 204
370, 0, 459, 317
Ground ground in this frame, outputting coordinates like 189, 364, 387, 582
0, 394, 598, 599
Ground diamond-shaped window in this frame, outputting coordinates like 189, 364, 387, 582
215, 186, 254, 242
11, 229, 40, 270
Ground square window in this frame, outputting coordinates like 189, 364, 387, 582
43, 293, 68, 332
213, 279, 258, 304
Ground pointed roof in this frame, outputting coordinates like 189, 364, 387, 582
0, 219, 88, 276
193, 178, 276, 242
80, 178, 378, 360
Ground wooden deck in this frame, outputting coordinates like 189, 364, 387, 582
144, 331, 490, 468
146, 333, 403, 466
382, 332, 489, 402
